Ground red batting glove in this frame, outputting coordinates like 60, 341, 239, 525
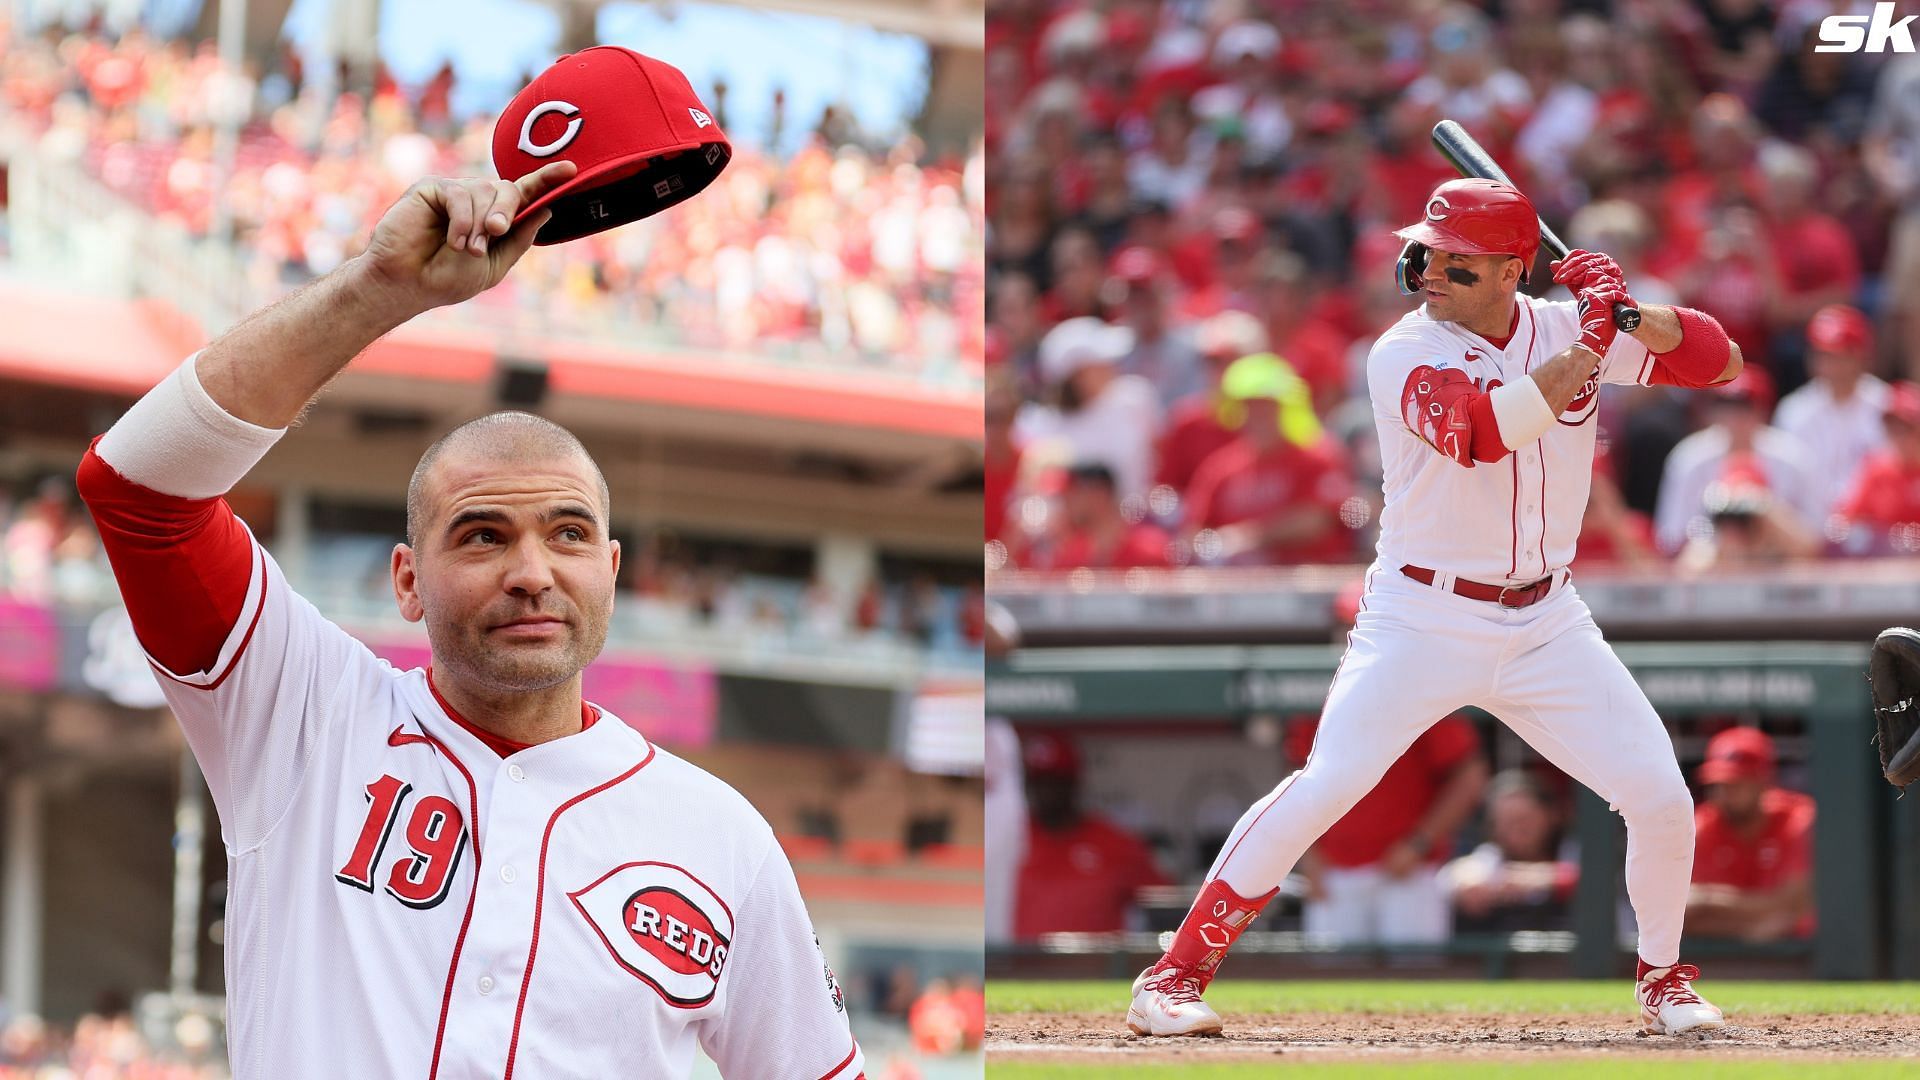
1550, 248, 1631, 299
1575, 287, 1619, 359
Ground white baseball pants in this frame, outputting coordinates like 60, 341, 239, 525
1206, 563, 1694, 967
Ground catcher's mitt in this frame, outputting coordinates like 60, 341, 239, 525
1869, 627, 1920, 788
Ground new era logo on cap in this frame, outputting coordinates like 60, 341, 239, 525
493, 47, 731, 246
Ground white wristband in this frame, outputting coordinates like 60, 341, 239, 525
1489, 377, 1557, 451
95, 352, 287, 499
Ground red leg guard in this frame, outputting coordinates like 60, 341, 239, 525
1161, 878, 1279, 988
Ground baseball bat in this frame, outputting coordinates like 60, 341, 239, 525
1430, 119, 1641, 332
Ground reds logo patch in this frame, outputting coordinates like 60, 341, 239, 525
570, 862, 733, 1007
1560, 370, 1601, 426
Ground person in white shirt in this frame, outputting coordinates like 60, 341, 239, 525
1014, 317, 1164, 506
1654, 371, 1821, 555
1772, 304, 1889, 520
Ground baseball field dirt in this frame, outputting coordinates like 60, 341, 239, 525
986, 980, 1920, 1076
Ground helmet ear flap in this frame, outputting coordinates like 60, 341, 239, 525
1396, 241, 1429, 296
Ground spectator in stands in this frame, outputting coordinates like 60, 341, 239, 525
1866, 56, 1920, 378
1774, 305, 1890, 522
1155, 310, 1270, 496
906, 978, 968, 1056
1288, 712, 1489, 946
1442, 769, 1580, 933
1015, 317, 1161, 506
1, 478, 80, 602
1576, 449, 1658, 569
1833, 382, 1920, 555
1110, 247, 1204, 406
1014, 731, 1166, 940
1254, 251, 1349, 415
1023, 463, 1171, 572
950, 974, 986, 1050
1653, 368, 1819, 555
1404, 12, 1530, 144
1687, 727, 1815, 942
1676, 452, 1823, 572
1756, 142, 1862, 392
1182, 354, 1353, 566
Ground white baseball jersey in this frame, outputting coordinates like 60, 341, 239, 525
79, 450, 863, 1080
1366, 294, 1656, 583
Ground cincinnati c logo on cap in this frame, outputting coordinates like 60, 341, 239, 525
1425, 195, 1453, 222
519, 100, 584, 157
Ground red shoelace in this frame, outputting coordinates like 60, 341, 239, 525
1148, 967, 1207, 1006
1644, 964, 1705, 1006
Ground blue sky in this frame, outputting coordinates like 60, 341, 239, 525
272, 0, 928, 153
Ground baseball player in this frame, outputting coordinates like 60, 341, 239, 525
75, 170, 863, 1077
1128, 178, 1740, 1038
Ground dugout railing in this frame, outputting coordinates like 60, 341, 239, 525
989, 641, 1920, 980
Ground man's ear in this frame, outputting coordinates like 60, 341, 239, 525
392, 544, 425, 623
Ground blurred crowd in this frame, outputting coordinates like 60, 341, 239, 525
1011, 720, 1814, 947
985, 0, 1920, 570
0, 20, 985, 385
0, 1000, 225, 1079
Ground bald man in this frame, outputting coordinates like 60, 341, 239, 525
77, 167, 865, 1079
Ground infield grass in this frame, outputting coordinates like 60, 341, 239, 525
988, 1065, 1920, 1079
988, 979, 1920, 1016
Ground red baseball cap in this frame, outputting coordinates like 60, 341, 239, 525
1022, 732, 1082, 779
1808, 304, 1872, 354
493, 47, 731, 246
1707, 364, 1775, 416
1110, 246, 1164, 285
1698, 727, 1775, 785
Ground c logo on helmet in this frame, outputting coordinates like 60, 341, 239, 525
1426, 195, 1453, 222
519, 100, 583, 157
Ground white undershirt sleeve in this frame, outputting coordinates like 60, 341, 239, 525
1490, 377, 1557, 450
95, 352, 287, 499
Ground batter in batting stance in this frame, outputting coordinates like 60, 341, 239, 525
1129, 178, 1741, 1038
76, 52, 862, 1080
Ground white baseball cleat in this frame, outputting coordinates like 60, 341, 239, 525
1127, 962, 1223, 1037
1636, 962, 1725, 1035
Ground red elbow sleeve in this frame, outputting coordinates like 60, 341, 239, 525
1648, 308, 1731, 389
77, 440, 255, 676
1402, 365, 1511, 466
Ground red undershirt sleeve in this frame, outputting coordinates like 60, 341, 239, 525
76, 437, 256, 677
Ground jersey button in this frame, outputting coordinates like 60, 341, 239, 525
508, 764, 526, 782
500, 864, 518, 884
478, 975, 495, 995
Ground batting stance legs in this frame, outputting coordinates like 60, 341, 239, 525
1128, 568, 1715, 1036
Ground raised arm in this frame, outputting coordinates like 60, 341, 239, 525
81, 162, 579, 669
200, 160, 577, 427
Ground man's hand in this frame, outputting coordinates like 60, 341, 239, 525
359, 160, 579, 317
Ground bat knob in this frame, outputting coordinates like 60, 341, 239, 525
1613, 303, 1641, 333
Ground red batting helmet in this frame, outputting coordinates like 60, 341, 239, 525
1393, 178, 1541, 295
